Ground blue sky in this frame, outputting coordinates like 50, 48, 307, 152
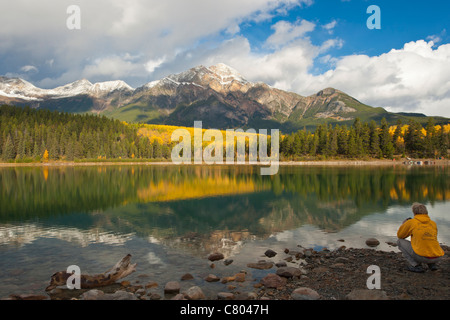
1, 0, 450, 116
239, 1, 449, 72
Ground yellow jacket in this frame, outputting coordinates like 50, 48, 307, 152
397, 214, 444, 258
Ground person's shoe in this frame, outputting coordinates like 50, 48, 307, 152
407, 265, 425, 273
427, 263, 438, 271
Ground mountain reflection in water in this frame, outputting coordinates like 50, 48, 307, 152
1, 164, 448, 246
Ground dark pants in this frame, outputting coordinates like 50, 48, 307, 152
397, 239, 443, 267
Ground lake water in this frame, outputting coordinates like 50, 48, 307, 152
0, 164, 449, 299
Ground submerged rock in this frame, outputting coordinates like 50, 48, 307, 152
265, 249, 277, 258
208, 253, 224, 261
247, 260, 274, 270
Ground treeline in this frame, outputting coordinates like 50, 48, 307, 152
0, 105, 171, 162
1, 105, 449, 162
280, 118, 450, 160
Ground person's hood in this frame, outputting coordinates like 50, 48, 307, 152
414, 214, 431, 223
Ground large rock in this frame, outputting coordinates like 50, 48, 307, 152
260, 273, 287, 289
184, 286, 206, 300
346, 289, 389, 300
276, 267, 304, 278
164, 281, 181, 294
291, 287, 320, 300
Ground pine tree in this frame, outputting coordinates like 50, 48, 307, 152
337, 125, 348, 156
425, 118, 437, 158
347, 127, 357, 158
369, 121, 381, 158
2, 134, 15, 160
405, 120, 424, 158
328, 126, 338, 157
292, 133, 302, 157
438, 126, 449, 158
380, 118, 394, 159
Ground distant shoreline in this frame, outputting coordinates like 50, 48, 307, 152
0, 159, 448, 168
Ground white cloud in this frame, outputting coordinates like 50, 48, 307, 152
307, 40, 450, 117
266, 19, 316, 48
144, 57, 167, 74
20, 65, 38, 73
322, 20, 337, 34
0, 0, 313, 87
1, 1, 449, 118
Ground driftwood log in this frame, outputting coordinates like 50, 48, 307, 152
45, 254, 136, 291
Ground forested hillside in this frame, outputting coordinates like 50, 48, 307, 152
1, 105, 449, 162
0, 105, 171, 162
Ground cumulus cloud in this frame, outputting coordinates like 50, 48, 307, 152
1, 1, 450, 118
307, 40, 450, 117
265, 19, 316, 48
0, 0, 313, 88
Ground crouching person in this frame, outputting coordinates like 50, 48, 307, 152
397, 203, 445, 273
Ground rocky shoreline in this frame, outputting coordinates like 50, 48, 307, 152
7, 241, 450, 301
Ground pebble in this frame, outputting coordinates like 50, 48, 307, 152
224, 259, 234, 266
205, 274, 220, 282
164, 281, 180, 294
171, 293, 187, 300
366, 238, 380, 247
181, 273, 194, 281
184, 286, 206, 300
291, 287, 320, 300
335, 257, 350, 263
276, 267, 304, 278
217, 292, 235, 300
265, 249, 277, 258
145, 281, 158, 289
346, 289, 389, 300
148, 293, 161, 300
260, 273, 287, 289
120, 280, 131, 287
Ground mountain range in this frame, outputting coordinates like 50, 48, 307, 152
1, 63, 448, 132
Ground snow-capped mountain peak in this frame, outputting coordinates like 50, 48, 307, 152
47, 79, 93, 97
0, 77, 46, 101
89, 80, 134, 94
208, 63, 246, 83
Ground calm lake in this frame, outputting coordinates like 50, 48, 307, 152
0, 164, 449, 298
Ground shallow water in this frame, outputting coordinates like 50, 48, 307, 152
0, 164, 449, 298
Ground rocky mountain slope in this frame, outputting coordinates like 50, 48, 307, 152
1, 64, 447, 131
